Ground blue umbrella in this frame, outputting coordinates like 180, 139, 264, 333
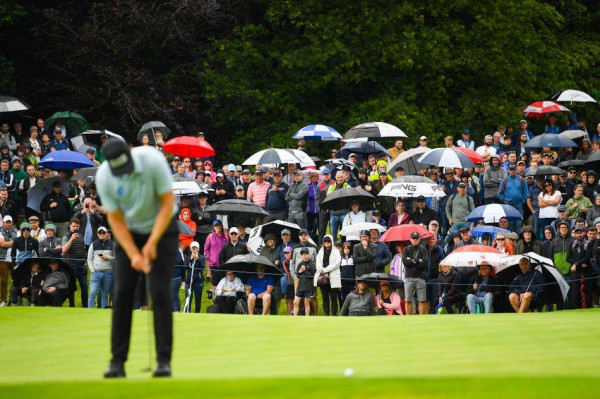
466, 204, 522, 223
523, 134, 577, 150
338, 141, 390, 161
293, 125, 342, 141
39, 150, 96, 170
471, 226, 511, 239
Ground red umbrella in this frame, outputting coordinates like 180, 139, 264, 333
378, 225, 433, 242
453, 147, 483, 164
522, 101, 570, 118
452, 245, 501, 254
163, 136, 216, 158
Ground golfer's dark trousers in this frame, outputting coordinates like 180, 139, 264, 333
111, 219, 178, 365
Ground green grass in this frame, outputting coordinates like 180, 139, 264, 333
1, 308, 599, 397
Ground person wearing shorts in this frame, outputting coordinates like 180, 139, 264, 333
401, 231, 430, 315
293, 248, 315, 316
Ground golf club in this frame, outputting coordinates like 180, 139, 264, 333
142, 274, 152, 373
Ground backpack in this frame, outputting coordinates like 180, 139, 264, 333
500, 175, 525, 195
447, 194, 474, 213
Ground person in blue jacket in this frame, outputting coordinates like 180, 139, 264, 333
498, 164, 528, 234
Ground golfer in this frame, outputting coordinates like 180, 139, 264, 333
97, 139, 178, 378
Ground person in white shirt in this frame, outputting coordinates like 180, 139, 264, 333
214, 271, 244, 313
341, 200, 366, 241
456, 129, 475, 150
475, 135, 497, 161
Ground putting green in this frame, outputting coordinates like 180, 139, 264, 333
1, 308, 599, 397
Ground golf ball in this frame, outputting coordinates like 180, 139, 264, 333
344, 368, 354, 377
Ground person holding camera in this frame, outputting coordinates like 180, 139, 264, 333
74, 197, 104, 247
61, 218, 88, 307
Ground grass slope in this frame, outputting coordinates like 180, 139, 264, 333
1, 308, 599, 397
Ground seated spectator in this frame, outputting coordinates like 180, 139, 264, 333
376, 281, 402, 315
246, 264, 274, 316
10, 260, 45, 306
339, 277, 375, 316
293, 247, 316, 316
214, 271, 244, 313
437, 264, 462, 314
466, 262, 500, 314
508, 258, 545, 313
40, 260, 70, 306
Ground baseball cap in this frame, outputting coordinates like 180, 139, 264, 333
395, 165, 404, 172
243, 169, 251, 174
264, 233, 276, 240
299, 229, 309, 235
419, 136, 427, 140
20, 222, 31, 231
520, 119, 527, 124
372, 209, 381, 216
235, 185, 244, 191
300, 247, 309, 254
323, 236, 332, 242
458, 182, 466, 188
196, 131, 205, 137
97, 226, 107, 233
360, 230, 370, 237
429, 220, 439, 226
348, 153, 357, 158
508, 164, 517, 170
462, 128, 470, 135
293, 169, 302, 175
281, 229, 291, 235
229, 227, 239, 234
190, 241, 200, 249
273, 170, 282, 175
558, 205, 567, 211
416, 195, 426, 201
29, 126, 39, 133
460, 225, 470, 232
574, 226, 587, 233
409, 232, 419, 239
507, 232, 519, 240
227, 164, 235, 172
216, 172, 224, 178
322, 168, 331, 175
212, 219, 222, 226
283, 246, 293, 253
358, 167, 367, 174
235, 165, 242, 172
2, 215, 12, 222
341, 165, 352, 171
103, 138, 134, 176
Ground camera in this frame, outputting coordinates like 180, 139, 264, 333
85, 204, 90, 209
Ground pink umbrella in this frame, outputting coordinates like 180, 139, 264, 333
452, 245, 501, 254
522, 101, 570, 118
453, 147, 484, 164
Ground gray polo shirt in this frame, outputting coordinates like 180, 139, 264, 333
96, 146, 175, 234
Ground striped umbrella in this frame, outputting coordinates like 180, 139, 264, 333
466, 204, 522, 223
344, 122, 407, 140
522, 101, 570, 118
417, 148, 476, 169
292, 125, 342, 141
243, 148, 303, 165
454, 147, 484, 164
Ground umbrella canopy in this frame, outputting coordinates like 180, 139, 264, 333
172, 176, 213, 192
452, 245, 502, 254
173, 180, 202, 196
320, 187, 375, 211
358, 273, 403, 289
344, 122, 407, 140
247, 220, 316, 254
163, 136, 216, 159
20, 258, 77, 295
387, 147, 429, 175
138, 121, 171, 144
292, 125, 342, 141
0, 95, 30, 113
70, 167, 98, 182
338, 141, 390, 159
471, 225, 511, 239
560, 130, 589, 140
495, 253, 569, 303
378, 175, 445, 198
453, 147, 484, 164
223, 253, 282, 284
522, 101, 570, 118
26, 177, 70, 212
177, 220, 195, 235
38, 151, 96, 170
557, 159, 585, 169
80, 129, 124, 147
546, 90, 597, 104
45, 111, 91, 137
379, 225, 433, 242
205, 199, 269, 217
340, 222, 386, 237
284, 149, 316, 168
417, 148, 476, 169
525, 165, 566, 177
582, 151, 600, 170
466, 204, 522, 223
523, 134, 577, 150
321, 159, 358, 177
440, 251, 504, 268
243, 148, 302, 165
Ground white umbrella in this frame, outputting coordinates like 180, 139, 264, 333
417, 148, 476, 169
344, 122, 408, 140
378, 176, 445, 198
440, 251, 504, 268
70, 135, 96, 154
243, 148, 303, 165
285, 149, 316, 168
546, 89, 597, 104
340, 222, 386, 237
173, 181, 201, 196
560, 130, 588, 140
387, 147, 429, 175
0, 95, 30, 112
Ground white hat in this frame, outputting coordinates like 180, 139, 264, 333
190, 241, 200, 249
419, 136, 427, 140
2, 215, 12, 222
97, 226, 107, 233
229, 227, 239, 234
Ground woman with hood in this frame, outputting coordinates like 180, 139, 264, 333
368, 160, 393, 182
314, 235, 342, 316
178, 208, 197, 249
483, 155, 506, 204
576, 139, 592, 161
203, 160, 217, 184
437, 264, 462, 314
514, 226, 542, 255
583, 170, 599, 199
203, 220, 228, 290
585, 194, 600, 226
541, 225, 556, 259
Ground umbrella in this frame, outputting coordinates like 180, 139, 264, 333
338, 141, 391, 160
172, 176, 213, 192
583, 151, 600, 170
70, 167, 98, 182
560, 130, 589, 140
247, 220, 316, 254
38, 150, 96, 170
80, 129, 125, 147
523, 134, 577, 150
452, 245, 502, 254
387, 147, 429, 175
557, 159, 585, 169
69, 135, 95, 154
471, 226, 511, 239
138, 121, 171, 144
344, 122, 407, 140
377, 176, 445, 198
321, 159, 358, 177
284, 149, 316, 168
453, 147, 484, 164
525, 165, 566, 177
340, 222, 386, 237
163, 136, 216, 159
223, 253, 283, 284
495, 252, 569, 303
45, 111, 91, 137
205, 199, 269, 217
417, 148, 476, 169
0, 95, 30, 113
243, 148, 302, 165
440, 251, 504, 268
466, 204, 522, 223
522, 101, 570, 118
292, 125, 342, 141
177, 220, 195, 235
320, 187, 375, 211
358, 273, 403, 289
20, 258, 77, 296
378, 225, 433, 242
173, 180, 202, 196
546, 90, 597, 104
26, 177, 70, 213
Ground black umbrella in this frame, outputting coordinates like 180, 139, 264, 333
525, 165, 566, 177
223, 253, 282, 284
257, 220, 302, 241
20, 257, 77, 295
358, 272, 403, 289
70, 167, 98, 182
321, 187, 375, 211
138, 121, 171, 144
205, 199, 269, 217
583, 151, 600, 170
387, 147, 429, 175
80, 129, 125, 147
321, 159, 358, 179
338, 141, 391, 161
344, 122, 407, 140
557, 159, 585, 169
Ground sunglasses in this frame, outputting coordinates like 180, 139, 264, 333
230, 232, 238, 235
496, 238, 505, 241
299, 233, 308, 236
98, 231, 107, 235
544, 184, 553, 187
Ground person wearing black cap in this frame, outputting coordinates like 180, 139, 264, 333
445, 182, 474, 233
39, 180, 72, 238
394, 165, 405, 178
412, 196, 439, 227
454, 226, 476, 249
212, 169, 235, 202
96, 139, 179, 378
567, 226, 593, 309
402, 231, 429, 315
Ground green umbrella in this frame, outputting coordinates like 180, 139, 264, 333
45, 111, 91, 137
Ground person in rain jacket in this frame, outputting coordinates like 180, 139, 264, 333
178, 208, 196, 249
498, 164, 528, 233
204, 220, 228, 290
585, 194, 600, 227
565, 184, 592, 220
368, 160, 392, 182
